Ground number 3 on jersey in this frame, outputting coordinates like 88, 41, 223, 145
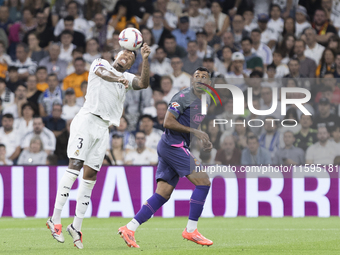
77, 138, 84, 149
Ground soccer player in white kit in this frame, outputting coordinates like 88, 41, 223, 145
46, 44, 151, 249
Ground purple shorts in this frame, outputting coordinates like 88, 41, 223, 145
155, 138, 201, 187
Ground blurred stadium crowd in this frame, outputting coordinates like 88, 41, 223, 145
0, 0, 340, 166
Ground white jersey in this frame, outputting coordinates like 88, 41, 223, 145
83, 58, 136, 127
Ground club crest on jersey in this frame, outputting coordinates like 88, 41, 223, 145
74, 150, 80, 156
171, 102, 180, 108
194, 158, 200, 166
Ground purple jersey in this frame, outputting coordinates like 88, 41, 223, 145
161, 87, 210, 147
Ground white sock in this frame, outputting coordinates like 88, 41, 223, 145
186, 219, 198, 233
73, 179, 96, 231
52, 169, 79, 224
126, 219, 140, 232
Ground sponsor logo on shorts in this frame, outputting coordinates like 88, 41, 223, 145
94, 164, 100, 168
74, 150, 80, 156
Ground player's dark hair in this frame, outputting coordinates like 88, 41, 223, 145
0, 143, 5, 148
3, 113, 14, 119
64, 15, 75, 22
241, 37, 252, 44
0, 77, 5, 84
195, 67, 210, 76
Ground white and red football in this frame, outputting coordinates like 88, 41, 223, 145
118, 28, 143, 51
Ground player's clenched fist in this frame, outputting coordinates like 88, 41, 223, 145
118, 77, 129, 89
141, 43, 151, 59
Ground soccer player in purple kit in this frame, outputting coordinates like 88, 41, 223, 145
118, 67, 214, 248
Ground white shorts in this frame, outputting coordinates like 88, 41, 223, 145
67, 110, 109, 171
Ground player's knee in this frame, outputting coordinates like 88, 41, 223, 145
68, 158, 84, 170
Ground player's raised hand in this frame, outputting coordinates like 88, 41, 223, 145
118, 77, 129, 89
141, 43, 151, 60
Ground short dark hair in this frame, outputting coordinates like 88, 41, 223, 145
21, 102, 34, 116
60, 29, 73, 37
64, 15, 75, 22
0, 143, 5, 148
267, 63, 276, 70
0, 77, 5, 84
47, 73, 58, 79
140, 114, 154, 122
251, 28, 262, 34
195, 67, 210, 76
74, 57, 85, 63
250, 70, 263, 78
270, 4, 282, 12
36, 66, 47, 72
164, 35, 176, 41
155, 46, 165, 53
295, 39, 306, 47
3, 113, 14, 119
8, 66, 18, 72
16, 42, 29, 53
67, 0, 78, 9
288, 57, 300, 65
241, 37, 252, 44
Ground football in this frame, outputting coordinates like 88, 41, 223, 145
118, 28, 143, 51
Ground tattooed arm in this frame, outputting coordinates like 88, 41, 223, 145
132, 43, 151, 90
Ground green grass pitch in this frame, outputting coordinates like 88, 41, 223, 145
0, 217, 340, 254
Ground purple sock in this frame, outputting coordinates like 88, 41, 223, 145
134, 193, 167, 224
189, 185, 210, 221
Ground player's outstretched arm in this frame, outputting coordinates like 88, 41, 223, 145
164, 111, 209, 139
132, 43, 151, 90
95, 67, 123, 83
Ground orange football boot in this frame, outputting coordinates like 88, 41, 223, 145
118, 226, 140, 248
182, 228, 213, 246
